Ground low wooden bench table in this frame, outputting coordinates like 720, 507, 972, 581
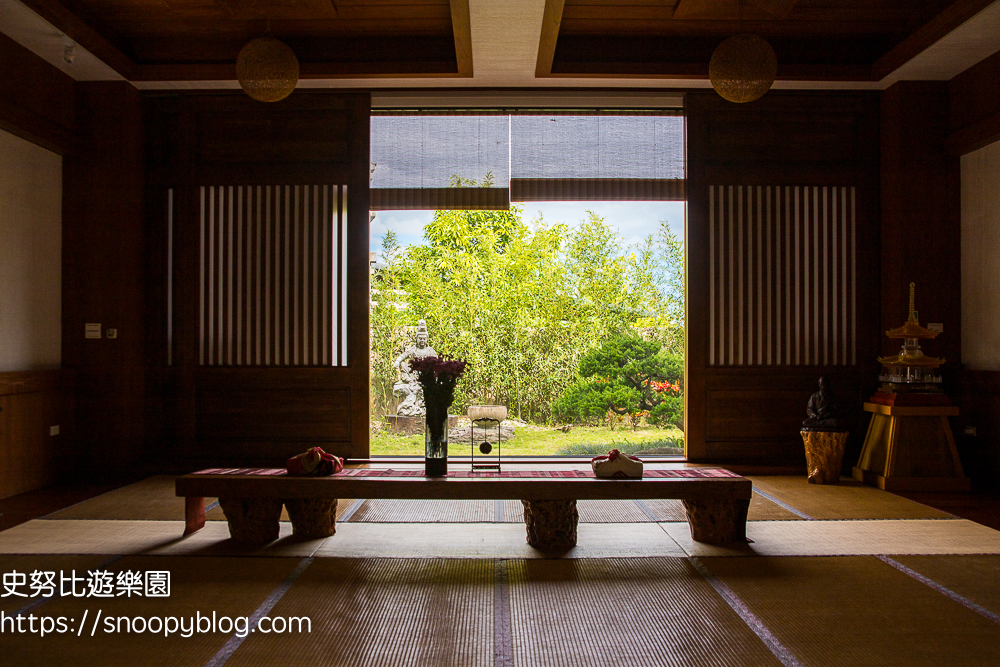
176, 468, 752, 550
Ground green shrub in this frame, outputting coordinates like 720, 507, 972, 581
649, 394, 684, 430
552, 334, 684, 428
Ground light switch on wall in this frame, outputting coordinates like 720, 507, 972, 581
49, 425, 60, 436
106, 328, 118, 339
85, 323, 101, 339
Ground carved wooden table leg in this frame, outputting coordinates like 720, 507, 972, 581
184, 496, 206, 535
521, 499, 578, 551
284, 498, 339, 538
682, 498, 750, 545
218, 497, 283, 543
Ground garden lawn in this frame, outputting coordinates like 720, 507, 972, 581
369, 425, 684, 457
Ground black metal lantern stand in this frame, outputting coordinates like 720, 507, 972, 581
471, 417, 502, 471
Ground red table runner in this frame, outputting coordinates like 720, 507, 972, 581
192, 467, 740, 479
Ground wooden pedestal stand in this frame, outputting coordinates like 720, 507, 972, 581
801, 431, 849, 484
853, 403, 970, 492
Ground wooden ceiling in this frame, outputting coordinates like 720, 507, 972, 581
538, 0, 1000, 81
18, 0, 472, 80
11, 0, 998, 83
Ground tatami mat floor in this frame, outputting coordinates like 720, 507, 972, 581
2, 474, 998, 666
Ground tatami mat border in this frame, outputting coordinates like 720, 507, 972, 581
876, 555, 1000, 625
204, 557, 315, 667
690, 556, 804, 666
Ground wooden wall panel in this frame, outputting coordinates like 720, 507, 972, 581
197, 388, 350, 440
881, 82, 961, 365
704, 114, 859, 165
702, 367, 871, 467
0, 371, 69, 498
147, 92, 371, 467
0, 32, 75, 154
705, 390, 811, 440
686, 92, 881, 466
192, 368, 354, 464
62, 82, 147, 478
146, 94, 355, 186
195, 110, 350, 165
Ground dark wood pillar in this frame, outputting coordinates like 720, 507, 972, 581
62, 82, 147, 477
880, 82, 961, 364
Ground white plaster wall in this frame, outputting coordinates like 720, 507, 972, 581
0, 129, 62, 372
962, 138, 1000, 370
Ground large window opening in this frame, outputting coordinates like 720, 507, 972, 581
369, 112, 686, 459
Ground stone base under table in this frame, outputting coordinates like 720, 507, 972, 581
218, 497, 339, 542
212, 492, 750, 548
521, 499, 579, 551
284, 498, 339, 538
801, 430, 849, 484
681, 498, 751, 545
218, 497, 283, 543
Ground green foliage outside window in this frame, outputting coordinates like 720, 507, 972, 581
370, 178, 685, 425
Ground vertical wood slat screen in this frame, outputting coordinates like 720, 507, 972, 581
198, 185, 348, 366
709, 185, 857, 366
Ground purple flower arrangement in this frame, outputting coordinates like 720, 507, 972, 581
409, 356, 468, 385
409, 356, 468, 441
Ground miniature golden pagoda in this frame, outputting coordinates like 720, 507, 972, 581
856, 282, 967, 491
872, 283, 948, 406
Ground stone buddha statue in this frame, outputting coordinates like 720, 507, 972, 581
392, 319, 438, 416
801, 376, 849, 432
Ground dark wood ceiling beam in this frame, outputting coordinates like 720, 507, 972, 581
547, 62, 872, 81
535, 0, 565, 77
18, 0, 136, 78
213, 0, 339, 20
946, 110, 1000, 155
673, 0, 800, 21
449, 0, 473, 77
132, 61, 464, 82
750, 0, 799, 20
673, 0, 716, 20
871, 0, 998, 80
559, 17, 909, 36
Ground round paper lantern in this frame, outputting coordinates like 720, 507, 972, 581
236, 37, 299, 103
709, 34, 777, 104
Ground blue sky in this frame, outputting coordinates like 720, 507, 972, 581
371, 200, 686, 258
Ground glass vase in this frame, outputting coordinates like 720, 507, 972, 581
424, 405, 449, 477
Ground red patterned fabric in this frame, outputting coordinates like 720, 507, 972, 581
194, 468, 287, 475
286, 447, 344, 476
591, 448, 641, 463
